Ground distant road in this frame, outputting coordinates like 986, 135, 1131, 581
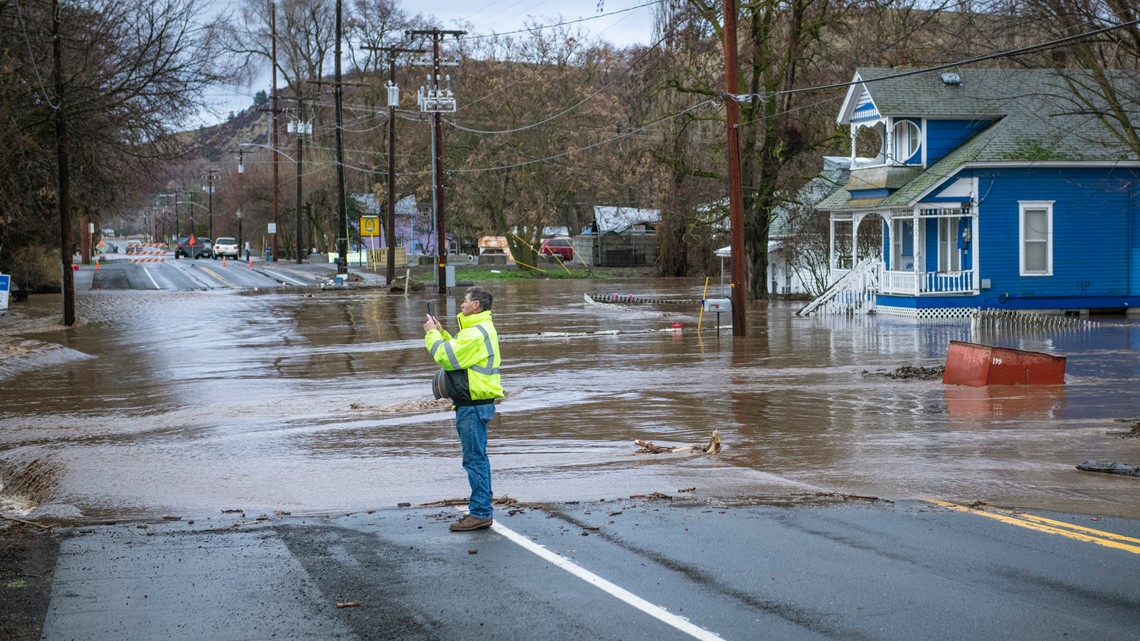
86, 254, 350, 291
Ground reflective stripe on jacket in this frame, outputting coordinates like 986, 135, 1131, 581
425, 309, 503, 406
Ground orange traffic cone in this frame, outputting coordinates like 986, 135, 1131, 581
222, 259, 227, 267
248, 260, 253, 268
95, 260, 101, 270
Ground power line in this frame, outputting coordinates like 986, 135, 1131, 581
732, 18, 1140, 104
461, 1, 658, 41
446, 98, 718, 174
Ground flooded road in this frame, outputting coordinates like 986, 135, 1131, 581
2, 279, 1139, 521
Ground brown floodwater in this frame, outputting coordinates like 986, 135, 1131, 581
2, 279, 1139, 521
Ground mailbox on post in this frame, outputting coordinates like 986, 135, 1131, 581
702, 298, 732, 334
702, 298, 731, 313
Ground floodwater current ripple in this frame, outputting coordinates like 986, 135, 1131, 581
2, 278, 1139, 521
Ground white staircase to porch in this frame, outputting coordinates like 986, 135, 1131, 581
797, 256, 880, 316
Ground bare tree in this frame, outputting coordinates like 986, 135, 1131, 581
0, 0, 229, 292
1011, 0, 1140, 156
445, 24, 629, 269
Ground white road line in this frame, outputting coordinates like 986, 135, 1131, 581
488, 516, 727, 640
261, 268, 309, 286
141, 266, 161, 290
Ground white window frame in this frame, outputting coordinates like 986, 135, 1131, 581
938, 216, 962, 272
893, 120, 921, 164
1019, 201, 1053, 276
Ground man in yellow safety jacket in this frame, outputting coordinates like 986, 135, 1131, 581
424, 286, 503, 531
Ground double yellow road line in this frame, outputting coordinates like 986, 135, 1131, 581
925, 499, 1140, 554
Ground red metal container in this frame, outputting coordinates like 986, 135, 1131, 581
942, 340, 1065, 387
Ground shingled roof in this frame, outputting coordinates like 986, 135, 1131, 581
819, 67, 1140, 212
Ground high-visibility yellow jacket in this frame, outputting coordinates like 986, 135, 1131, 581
425, 310, 503, 406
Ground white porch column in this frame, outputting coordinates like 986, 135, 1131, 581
883, 211, 893, 270
829, 216, 836, 273
912, 206, 921, 295
971, 178, 980, 292
884, 118, 894, 164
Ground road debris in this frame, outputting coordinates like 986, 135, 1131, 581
1077, 460, 1140, 477
630, 492, 672, 501
1106, 419, 1140, 438
862, 366, 945, 380
336, 601, 362, 608
633, 430, 720, 454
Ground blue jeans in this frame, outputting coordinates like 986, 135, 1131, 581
455, 404, 495, 519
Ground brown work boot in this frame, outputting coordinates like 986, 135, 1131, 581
450, 515, 493, 532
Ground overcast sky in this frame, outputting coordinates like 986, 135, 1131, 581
197, 0, 657, 126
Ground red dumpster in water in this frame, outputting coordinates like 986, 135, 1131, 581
942, 340, 1065, 387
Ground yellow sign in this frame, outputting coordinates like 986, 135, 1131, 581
360, 216, 380, 237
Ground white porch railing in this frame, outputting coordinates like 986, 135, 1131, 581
797, 256, 880, 316
800, 263, 977, 317
880, 269, 974, 295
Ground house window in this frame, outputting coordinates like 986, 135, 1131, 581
938, 217, 962, 272
891, 219, 914, 270
1019, 201, 1053, 276
893, 120, 921, 163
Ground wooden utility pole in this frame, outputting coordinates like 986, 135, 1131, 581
295, 105, 304, 263
334, 0, 349, 275
51, 0, 74, 326
723, 0, 748, 336
409, 29, 463, 294
431, 34, 445, 293
271, 2, 280, 263
280, 96, 310, 263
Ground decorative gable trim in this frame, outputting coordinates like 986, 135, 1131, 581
838, 72, 870, 125
851, 87, 880, 122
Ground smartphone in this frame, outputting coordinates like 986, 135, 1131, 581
426, 301, 434, 318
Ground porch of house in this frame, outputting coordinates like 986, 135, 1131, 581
799, 205, 978, 317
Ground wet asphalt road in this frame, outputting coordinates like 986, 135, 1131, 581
37, 498, 1140, 641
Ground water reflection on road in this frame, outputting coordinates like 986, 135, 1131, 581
2, 280, 1139, 520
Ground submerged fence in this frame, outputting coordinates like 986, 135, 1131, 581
970, 309, 1100, 332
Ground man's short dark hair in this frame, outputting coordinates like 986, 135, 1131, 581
467, 286, 493, 311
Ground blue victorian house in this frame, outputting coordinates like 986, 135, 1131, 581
807, 67, 1140, 318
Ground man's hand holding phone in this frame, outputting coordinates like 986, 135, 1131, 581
423, 301, 442, 333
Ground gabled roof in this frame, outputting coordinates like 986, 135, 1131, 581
840, 67, 1025, 122
822, 67, 1140, 211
